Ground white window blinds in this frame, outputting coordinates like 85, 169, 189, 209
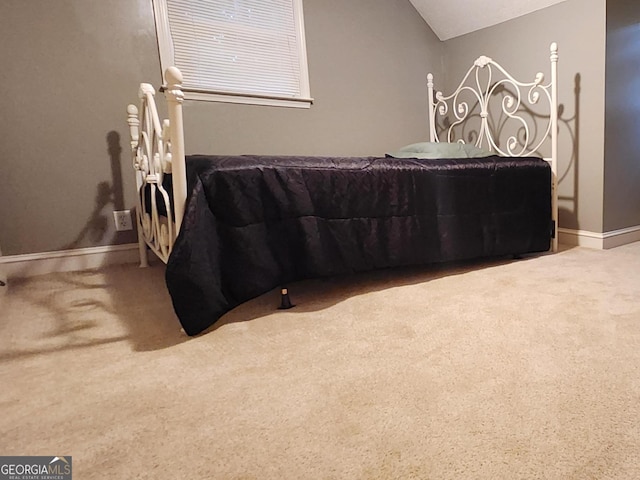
153, 0, 312, 108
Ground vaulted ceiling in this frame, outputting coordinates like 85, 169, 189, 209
409, 0, 570, 41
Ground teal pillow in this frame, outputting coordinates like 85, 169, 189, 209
387, 141, 494, 159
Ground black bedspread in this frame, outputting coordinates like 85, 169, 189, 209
165, 154, 551, 335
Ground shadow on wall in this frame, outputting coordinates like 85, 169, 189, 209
59, 130, 125, 250
62, 130, 136, 250
59, 130, 135, 251
557, 73, 581, 232
0, 131, 185, 361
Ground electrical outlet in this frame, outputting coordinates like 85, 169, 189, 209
113, 210, 133, 231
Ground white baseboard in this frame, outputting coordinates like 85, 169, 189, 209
602, 225, 640, 249
0, 243, 143, 279
559, 225, 640, 250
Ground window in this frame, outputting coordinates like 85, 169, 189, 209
152, 0, 312, 108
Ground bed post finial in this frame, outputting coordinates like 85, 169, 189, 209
165, 66, 184, 100
127, 104, 139, 151
427, 73, 433, 88
550, 42, 558, 62
166, 65, 183, 82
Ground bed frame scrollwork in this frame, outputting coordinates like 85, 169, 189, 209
427, 42, 558, 252
127, 67, 187, 266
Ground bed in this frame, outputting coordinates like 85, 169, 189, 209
127, 43, 559, 336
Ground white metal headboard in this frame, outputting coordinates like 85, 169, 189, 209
427, 42, 558, 252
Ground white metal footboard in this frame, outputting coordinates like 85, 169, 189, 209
127, 67, 187, 265
427, 43, 559, 253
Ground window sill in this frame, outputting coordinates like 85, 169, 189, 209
182, 89, 313, 109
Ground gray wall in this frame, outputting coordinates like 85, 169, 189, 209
443, 0, 607, 234
603, 0, 640, 231
184, 0, 443, 156
0, 0, 442, 256
0, 0, 160, 256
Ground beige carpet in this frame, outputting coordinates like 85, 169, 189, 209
2, 243, 640, 479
